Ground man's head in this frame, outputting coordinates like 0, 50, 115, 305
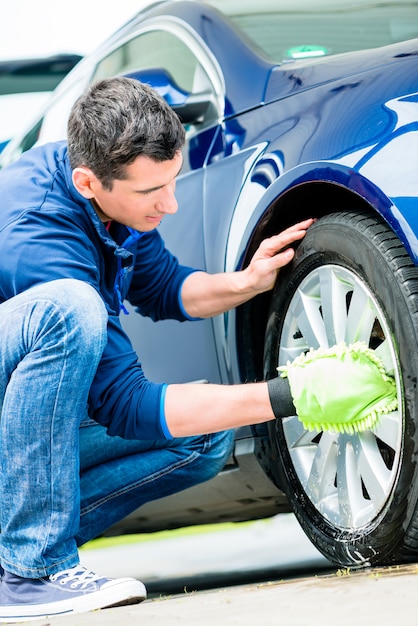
67, 76, 185, 191
68, 77, 186, 231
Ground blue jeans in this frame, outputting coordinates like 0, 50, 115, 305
0, 280, 234, 578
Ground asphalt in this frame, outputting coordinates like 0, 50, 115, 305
13, 514, 418, 625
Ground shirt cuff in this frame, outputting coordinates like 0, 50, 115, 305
159, 384, 174, 439
178, 273, 203, 321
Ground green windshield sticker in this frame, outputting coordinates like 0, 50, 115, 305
286, 45, 329, 59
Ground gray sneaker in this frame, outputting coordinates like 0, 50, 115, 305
0, 564, 146, 622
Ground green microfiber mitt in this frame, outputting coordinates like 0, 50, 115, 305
277, 341, 398, 434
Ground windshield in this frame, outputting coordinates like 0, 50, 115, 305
206, 0, 418, 61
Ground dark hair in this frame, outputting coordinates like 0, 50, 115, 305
67, 76, 186, 190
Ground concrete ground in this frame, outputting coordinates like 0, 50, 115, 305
14, 514, 418, 625
42, 563, 418, 626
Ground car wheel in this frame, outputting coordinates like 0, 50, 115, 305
264, 210, 418, 568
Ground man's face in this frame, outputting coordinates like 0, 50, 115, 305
89, 151, 183, 231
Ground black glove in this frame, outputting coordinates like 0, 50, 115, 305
267, 376, 296, 418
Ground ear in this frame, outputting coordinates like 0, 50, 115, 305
72, 166, 99, 199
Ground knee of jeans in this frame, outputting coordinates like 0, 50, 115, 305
31, 279, 107, 350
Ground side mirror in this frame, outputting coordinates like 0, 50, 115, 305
123, 68, 213, 124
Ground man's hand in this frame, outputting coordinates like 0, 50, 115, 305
243, 218, 315, 293
181, 218, 314, 318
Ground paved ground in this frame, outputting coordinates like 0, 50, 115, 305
40, 563, 418, 626
16, 515, 418, 625
80, 513, 332, 594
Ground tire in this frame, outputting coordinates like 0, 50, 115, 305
264, 210, 418, 568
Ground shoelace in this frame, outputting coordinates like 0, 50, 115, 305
49, 566, 104, 589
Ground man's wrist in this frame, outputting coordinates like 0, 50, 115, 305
267, 377, 296, 418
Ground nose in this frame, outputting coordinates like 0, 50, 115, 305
155, 181, 178, 215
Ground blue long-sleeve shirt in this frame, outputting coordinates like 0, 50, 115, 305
0, 141, 198, 440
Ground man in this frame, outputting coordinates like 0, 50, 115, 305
0, 77, 394, 621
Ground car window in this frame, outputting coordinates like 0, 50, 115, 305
91, 29, 216, 108
0, 24, 221, 168
208, 0, 418, 61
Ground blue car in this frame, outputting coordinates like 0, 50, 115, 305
2, 0, 418, 569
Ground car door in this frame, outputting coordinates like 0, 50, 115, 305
91, 22, 226, 385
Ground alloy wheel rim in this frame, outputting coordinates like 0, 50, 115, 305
278, 264, 402, 529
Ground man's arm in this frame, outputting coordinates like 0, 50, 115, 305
180, 218, 314, 318
165, 341, 399, 438
165, 381, 276, 437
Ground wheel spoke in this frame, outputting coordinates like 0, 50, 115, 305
374, 339, 396, 377
289, 288, 326, 348
345, 278, 377, 343
335, 439, 375, 526
316, 266, 349, 345
372, 410, 401, 448
354, 431, 392, 502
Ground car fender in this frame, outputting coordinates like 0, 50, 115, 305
227, 152, 418, 277
213, 145, 418, 383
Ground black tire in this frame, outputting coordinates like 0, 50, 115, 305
264, 210, 418, 568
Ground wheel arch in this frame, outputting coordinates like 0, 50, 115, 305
235, 164, 416, 385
